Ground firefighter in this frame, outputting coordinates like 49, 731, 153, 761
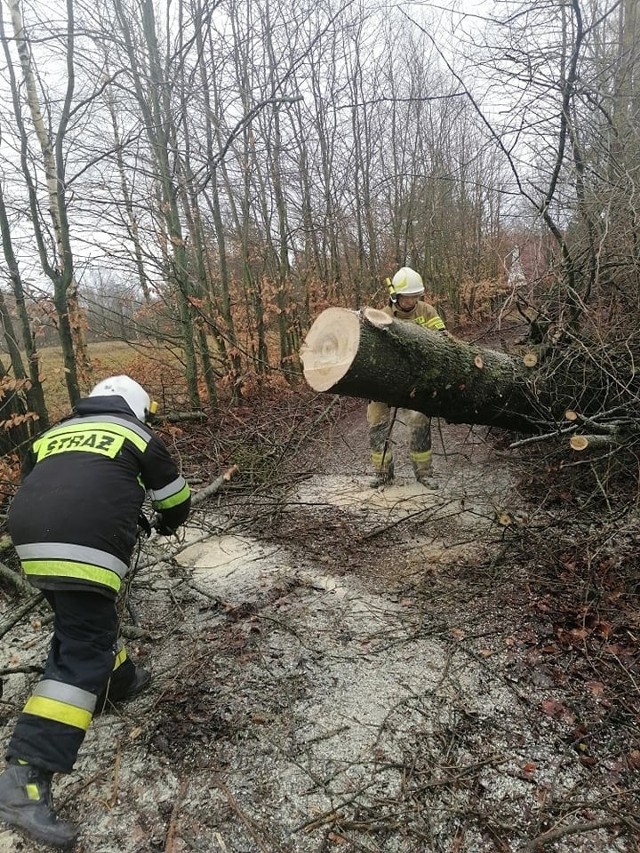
0, 375, 191, 848
367, 267, 447, 489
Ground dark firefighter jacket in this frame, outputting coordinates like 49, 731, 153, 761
8, 396, 191, 599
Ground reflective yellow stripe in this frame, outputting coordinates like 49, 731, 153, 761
22, 560, 121, 593
26, 784, 41, 801
410, 450, 433, 463
153, 482, 191, 510
23, 696, 92, 731
46, 418, 150, 452
113, 648, 127, 671
371, 452, 393, 466
425, 316, 445, 330
34, 429, 125, 461
34, 420, 148, 453
151, 475, 188, 502
17, 544, 128, 577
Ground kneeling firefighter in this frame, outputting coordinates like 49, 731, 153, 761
0, 375, 191, 848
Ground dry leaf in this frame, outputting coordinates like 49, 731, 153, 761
541, 698, 575, 723
627, 750, 640, 770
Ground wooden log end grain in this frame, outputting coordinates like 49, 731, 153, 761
570, 435, 589, 451
362, 307, 393, 328
300, 307, 363, 392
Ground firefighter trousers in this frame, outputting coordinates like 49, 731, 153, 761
367, 402, 433, 477
6, 589, 136, 774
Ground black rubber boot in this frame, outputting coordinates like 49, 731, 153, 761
0, 763, 78, 849
415, 472, 438, 489
369, 462, 395, 489
95, 666, 152, 714
119, 666, 151, 701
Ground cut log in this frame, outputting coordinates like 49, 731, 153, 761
570, 435, 590, 451
300, 307, 591, 435
569, 434, 621, 452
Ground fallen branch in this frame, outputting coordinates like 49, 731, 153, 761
569, 434, 622, 452
0, 594, 44, 640
164, 778, 189, 853
0, 664, 44, 677
191, 464, 239, 506
524, 817, 623, 851
163, 411, 207, 422
120, 624, 151, 640
108, 738, 122, 809
0, 559, 32, 595
213, 776, 282, 853
509, 425, 577, 448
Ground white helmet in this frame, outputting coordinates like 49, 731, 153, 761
89, 375, 151, 422
390, 267, 425, 298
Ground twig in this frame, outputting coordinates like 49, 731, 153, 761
163, 411, 207, 422
213, 776, 283, 853
191, 465, 239, 507
380, 407, 398, 470
212, 832, 229, 851
164, 778, 189, 853
0, 559, 32, 594
0, 593, 45, 640
57, 768, 107, 807
108, 738, 121, 809
0, 664, 44, 677
292, 784, 378, 834
119, 624, 150, 639
509, 426, 577, 448
523, 817, 622, 851
360, 501, 460, 541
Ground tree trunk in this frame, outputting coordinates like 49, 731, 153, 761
0, 183, 48, 428
112, 0, 201, 410
3, 0, 85, 404
300, 307, 586, 435
105, 85, 153, 306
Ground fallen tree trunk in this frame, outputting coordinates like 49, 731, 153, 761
299, 307, 600, 435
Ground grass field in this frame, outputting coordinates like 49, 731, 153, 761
35, 339, 187, 418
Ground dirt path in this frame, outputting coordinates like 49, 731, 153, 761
0, 406, 636, 853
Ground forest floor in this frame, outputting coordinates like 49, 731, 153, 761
0, 395, 639, 853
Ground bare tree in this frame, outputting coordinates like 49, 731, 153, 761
0, 178, 48, 430
109, 0, 202, 409
0, 0, 92, 405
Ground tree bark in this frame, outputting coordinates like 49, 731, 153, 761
112, 0, 201, 411
0, 182, 48, 429
3, 0, 85, 404
300, 307, 582, 435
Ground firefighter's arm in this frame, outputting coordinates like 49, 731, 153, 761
154, 498, 191, 536
424, 305, 447, 332
20, 447, 37, 481
142, 436, 192, 535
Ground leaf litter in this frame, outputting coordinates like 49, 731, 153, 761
0, 405, 638, 853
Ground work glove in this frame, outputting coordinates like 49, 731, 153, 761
136, 514, 153, 537
154, 517, 176, 537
